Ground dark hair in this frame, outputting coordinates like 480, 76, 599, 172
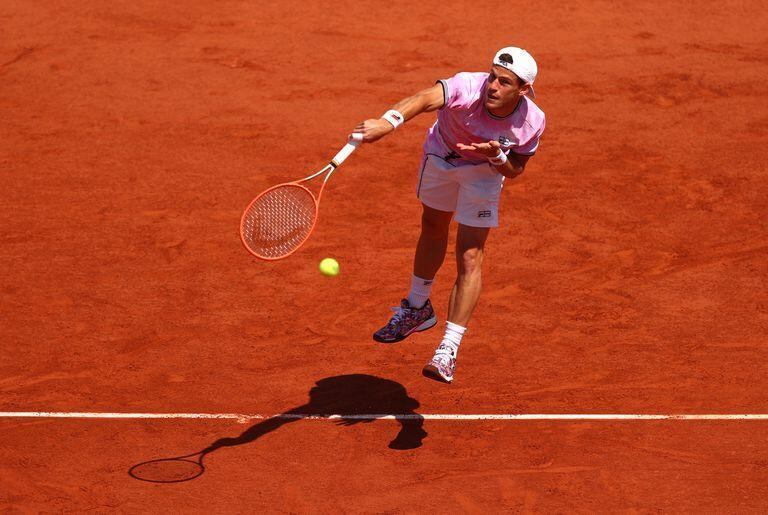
499, 53, 514, 65
497, 53, 525, 86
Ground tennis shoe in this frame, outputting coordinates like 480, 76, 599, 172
373, 299, 437, 343
422, 343, 457, 383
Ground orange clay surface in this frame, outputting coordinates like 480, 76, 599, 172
1, 0, 767, 511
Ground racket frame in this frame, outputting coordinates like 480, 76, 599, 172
239, 134, 362, 260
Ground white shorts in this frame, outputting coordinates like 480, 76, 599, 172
416, 153, 505, 228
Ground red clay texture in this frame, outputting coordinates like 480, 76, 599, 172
1, 0, 766, 512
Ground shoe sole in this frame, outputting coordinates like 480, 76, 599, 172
422, 364, 452, 383
372, 314, 437, 344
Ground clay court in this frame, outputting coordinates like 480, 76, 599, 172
2, 0, 767, 511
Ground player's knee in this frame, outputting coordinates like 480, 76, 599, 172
458, 247, 484, 276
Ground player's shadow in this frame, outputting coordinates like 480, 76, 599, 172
129, 374, 426, 482
215, 374, 426, 451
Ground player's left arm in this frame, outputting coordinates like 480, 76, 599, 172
456, 140, 532, 179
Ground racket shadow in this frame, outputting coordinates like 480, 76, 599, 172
129, 374, 426, 483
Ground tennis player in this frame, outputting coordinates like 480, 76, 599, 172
354, 47, 545, 383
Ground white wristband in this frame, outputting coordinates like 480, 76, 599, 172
488, 149, 508, 166
382, 109, 405, 129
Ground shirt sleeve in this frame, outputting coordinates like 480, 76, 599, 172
437, 72, 478, 110
512, 116, 546, 156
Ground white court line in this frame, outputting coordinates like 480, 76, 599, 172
1, 412, 767, 422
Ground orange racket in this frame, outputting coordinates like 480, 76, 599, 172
240, 133, 363, 260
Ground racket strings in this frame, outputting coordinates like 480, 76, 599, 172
241, 185, 317, 259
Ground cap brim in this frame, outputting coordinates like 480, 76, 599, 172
525, 84, 536, 99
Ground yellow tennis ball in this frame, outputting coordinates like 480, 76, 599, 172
319, 258, 340, 277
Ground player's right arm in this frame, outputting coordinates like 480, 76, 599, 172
354, 83, 445, 143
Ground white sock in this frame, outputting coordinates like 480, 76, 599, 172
440, 321, 466, 355
407, 274, 434, 309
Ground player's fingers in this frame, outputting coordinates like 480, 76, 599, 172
488, 140, 501, 149
355, 120, 371, 131
359, 119, 393, 143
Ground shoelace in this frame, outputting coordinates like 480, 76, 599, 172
388, 305, 408, 326
433, 344, 456, 365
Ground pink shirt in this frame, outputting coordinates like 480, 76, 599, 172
424, 72, 546, 166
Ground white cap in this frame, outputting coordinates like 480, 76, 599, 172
492, 47, 538, 98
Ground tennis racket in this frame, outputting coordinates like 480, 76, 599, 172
240, 133, 363, 260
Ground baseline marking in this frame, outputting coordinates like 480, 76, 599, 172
1, 412, 767, 423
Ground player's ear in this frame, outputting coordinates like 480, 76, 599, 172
519, 82, 531, 97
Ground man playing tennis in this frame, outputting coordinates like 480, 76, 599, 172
354, 47, 545, 383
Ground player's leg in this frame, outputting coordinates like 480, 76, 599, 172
423, 224, 490, 382
447, 223, 491, 326
374, 155, 457, 344
373, 204, 451, 343
423, 161, 500, 382
413, 203, 452, 279
410, 203, 453, 305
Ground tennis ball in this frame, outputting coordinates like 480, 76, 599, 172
319, 257, 340, 277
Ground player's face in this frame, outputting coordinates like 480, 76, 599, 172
485, 66, 529, 113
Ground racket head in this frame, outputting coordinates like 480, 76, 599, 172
240, 183, 319, 260
128, 456, 205, 483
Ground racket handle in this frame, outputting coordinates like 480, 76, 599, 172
330, 133, 362, 168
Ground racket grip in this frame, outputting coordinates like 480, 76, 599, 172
330, 134, 362, 167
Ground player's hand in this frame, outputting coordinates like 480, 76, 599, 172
353, 118, 394, 143
456, 140, 502, 158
